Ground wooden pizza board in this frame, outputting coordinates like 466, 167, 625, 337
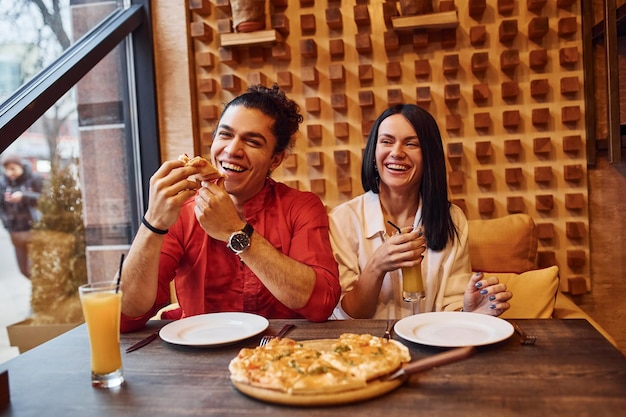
232, 377, 404, 406
230, 338, 407, 406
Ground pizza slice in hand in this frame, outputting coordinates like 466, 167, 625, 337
178, 153, 225, 183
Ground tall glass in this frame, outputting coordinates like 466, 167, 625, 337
78, 282, 124, 388
402, 265, 426, 314
388, 220, 427, 314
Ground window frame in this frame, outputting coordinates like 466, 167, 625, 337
0, 0, 160, 235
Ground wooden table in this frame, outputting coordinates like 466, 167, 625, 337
1, 318, 625, 416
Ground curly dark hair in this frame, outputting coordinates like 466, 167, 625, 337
218, 84, 303, 154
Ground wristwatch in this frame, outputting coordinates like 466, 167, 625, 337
227, 223, 254, 254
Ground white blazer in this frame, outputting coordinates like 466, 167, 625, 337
329, 191, 470, 319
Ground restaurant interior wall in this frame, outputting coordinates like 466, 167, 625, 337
578, 0, 626, 353
152, 0, 626, 352
154, 0, 591, 293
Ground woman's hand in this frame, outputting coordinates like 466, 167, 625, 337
371, 229, 426, 275
463, 272, 512, 316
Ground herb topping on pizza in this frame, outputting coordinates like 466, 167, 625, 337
229, 333, 411, 395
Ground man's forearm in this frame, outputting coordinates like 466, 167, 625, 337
120, 227, 164, 317
238, 233, 316, 309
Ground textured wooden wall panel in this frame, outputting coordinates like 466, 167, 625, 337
184, 0, 589, 292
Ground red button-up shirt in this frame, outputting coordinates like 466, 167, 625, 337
121, 179, 340, 332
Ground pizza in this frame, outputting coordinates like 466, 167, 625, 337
178, 153, 224, 181
229, 333, 411, 395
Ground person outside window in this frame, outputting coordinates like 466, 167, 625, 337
0, 154, 44, 279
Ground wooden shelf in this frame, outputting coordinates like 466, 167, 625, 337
391, 10, 459, 31
220, 30, 281, 47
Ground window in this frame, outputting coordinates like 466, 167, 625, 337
0, 0, 159, 325
0, 58, 22, 97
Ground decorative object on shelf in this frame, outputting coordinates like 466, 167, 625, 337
229, 0, 266, 32
399, 0, 433, 16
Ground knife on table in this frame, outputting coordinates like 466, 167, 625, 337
125, 331, 159, 353
386, 345, 475, 380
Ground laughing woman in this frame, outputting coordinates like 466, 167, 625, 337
329, 104, 512, 319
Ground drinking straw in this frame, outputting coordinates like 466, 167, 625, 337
387, 220, 402, 234
116, 253, 125, 293
388, 220, 423, 237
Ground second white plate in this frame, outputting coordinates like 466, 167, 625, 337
159, 312, 269, 347
394, 311, 514, 347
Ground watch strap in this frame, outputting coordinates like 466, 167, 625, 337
241, 223, 254, 238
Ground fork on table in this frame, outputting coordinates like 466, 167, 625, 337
384, 319, 393, 340
259, 324, 295, 346
512, 322, 537, 345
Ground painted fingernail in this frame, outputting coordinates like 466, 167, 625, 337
489, 295, 496, 301
475, 281, 483, 288
480, 289, 488, 295
490, 304, 496, 309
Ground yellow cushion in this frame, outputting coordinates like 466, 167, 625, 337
468, 214, 538, 273
489, 266, 559, 319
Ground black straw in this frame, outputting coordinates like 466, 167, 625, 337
116, 253, 124, 293
387, 220, 402, 234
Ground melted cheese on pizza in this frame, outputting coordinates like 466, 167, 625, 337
229, 334, 411, 395
178, 153, 224, 181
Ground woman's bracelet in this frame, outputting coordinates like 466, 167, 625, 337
142, 216, 168, 235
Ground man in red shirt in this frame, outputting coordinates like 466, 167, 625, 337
120, 85, 340, 332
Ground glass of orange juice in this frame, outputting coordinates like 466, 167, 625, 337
400, 227, 426, 312
402, 265, 425, 315
402, 265, 425, 303
387, 220, 427, 313
78, 281, 124, 388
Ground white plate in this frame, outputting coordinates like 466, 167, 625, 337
159, 312, 269, 347
394, 312, 514, 347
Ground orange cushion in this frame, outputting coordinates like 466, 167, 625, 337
468, 214, 538, 273
490, 266, 559, 319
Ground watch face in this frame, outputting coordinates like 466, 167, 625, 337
229, 231, 250, 253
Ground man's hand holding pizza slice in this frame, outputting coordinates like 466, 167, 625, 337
178, 153, 225, 184
141, 154, 221, 236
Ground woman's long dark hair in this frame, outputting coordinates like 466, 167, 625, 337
217, 84, 303, 154
361, 104, 457, 251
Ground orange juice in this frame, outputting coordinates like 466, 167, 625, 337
402, 266, 424, 293
402, 265, 425, 305
80, 287, 122, 375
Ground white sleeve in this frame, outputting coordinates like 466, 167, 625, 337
328, 206, 362, 320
